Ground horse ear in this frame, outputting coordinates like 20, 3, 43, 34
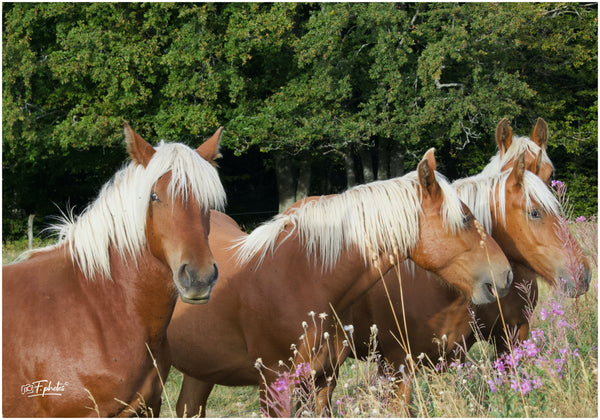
530, 117, 548, 150
124, 122, 155, 167
528, 149, 543, 175
511, 151, 526, 186
495, 118, 513, 156
197, 127, 223, 168
417, 148, 440, 198
530, 149, 553, 184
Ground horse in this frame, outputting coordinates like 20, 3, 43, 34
328, 118, 592, 413
165, 148, 513, 417
2, 123, 227, 417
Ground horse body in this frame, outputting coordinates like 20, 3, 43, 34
167, 150, 513, 416
2, 124, 226, 416
3, 246, 174, 416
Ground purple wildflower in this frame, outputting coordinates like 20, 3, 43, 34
551, 180, 564, 188
522, 340, 539, 357
576, 215, 587, 223
520, 380, 532, 395
295, 362, 311, 379
540, 307, 548, 320
531, 329, 545, 342
510, 378, 532, 395
552, 302, 564, 317
273, 376, 289, 393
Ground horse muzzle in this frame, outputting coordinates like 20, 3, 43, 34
472, 268, 513, 305
559, 264, 591, 298
174, 263, 219, 304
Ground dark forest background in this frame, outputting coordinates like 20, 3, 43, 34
3, 3, 597, 240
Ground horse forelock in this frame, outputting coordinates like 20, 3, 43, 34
454, 167, 560, 235
50, 142, 226, 282
482, 135, 553, 176
234, 171, 465, 271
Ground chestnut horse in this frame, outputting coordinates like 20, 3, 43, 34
166, 149, 513, 416
2, 124, 226, 417
329, 118, 592, 412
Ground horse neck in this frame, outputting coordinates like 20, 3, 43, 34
85, 246, 176, 349
319, 246, 395, 314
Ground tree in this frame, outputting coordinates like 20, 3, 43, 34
3, 3, 597, 240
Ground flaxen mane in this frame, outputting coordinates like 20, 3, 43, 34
25, 142, 226, 281
453, 167, 560, 235
234, 170, 465, 271
481, 135, 553, 176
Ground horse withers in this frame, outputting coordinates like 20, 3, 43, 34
2, 124, 226, 417
166, 149, 513, 417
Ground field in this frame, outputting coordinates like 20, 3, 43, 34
4, 208, 597, 417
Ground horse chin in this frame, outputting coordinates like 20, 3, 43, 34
179, 294, 211, 304
175, 281, 215, 305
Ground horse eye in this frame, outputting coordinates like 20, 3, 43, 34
462, 214, 471, 224
528, 209, 541, 219
151, 192, 160, 202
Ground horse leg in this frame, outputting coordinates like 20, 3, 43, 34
391, 378, 413, 417
176, 375, 214, 417
312, 366, 340, 416
518, 322, 530, 343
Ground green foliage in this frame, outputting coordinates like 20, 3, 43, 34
2, 2, 597, 238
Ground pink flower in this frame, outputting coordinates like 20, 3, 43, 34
576, 215, 587, 223
552, 302, 564, 316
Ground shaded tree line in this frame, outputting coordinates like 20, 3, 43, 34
3, 2, 597, 240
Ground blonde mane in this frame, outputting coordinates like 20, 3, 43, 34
481, 135, 553, 176
234, 170, 465, 271
35, 141, 226, 281
453, 167, 560, 235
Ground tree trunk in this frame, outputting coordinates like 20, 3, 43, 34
358, 146, 375, 183
377, 139, 390, 180
295, 157, 311, 203
344, 150, 356, 189
389, 143, 405, 178
27, 214, 35, 250
275, 153, 297, 213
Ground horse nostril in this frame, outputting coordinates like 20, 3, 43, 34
177, 264, 191, 287
211, 264, 219, 285
505, 269, 513, 288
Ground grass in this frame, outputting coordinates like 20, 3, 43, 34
159, 369, 260, 418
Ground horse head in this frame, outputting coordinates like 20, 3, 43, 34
409, 149, 513, 305
124, 123, 225, 303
